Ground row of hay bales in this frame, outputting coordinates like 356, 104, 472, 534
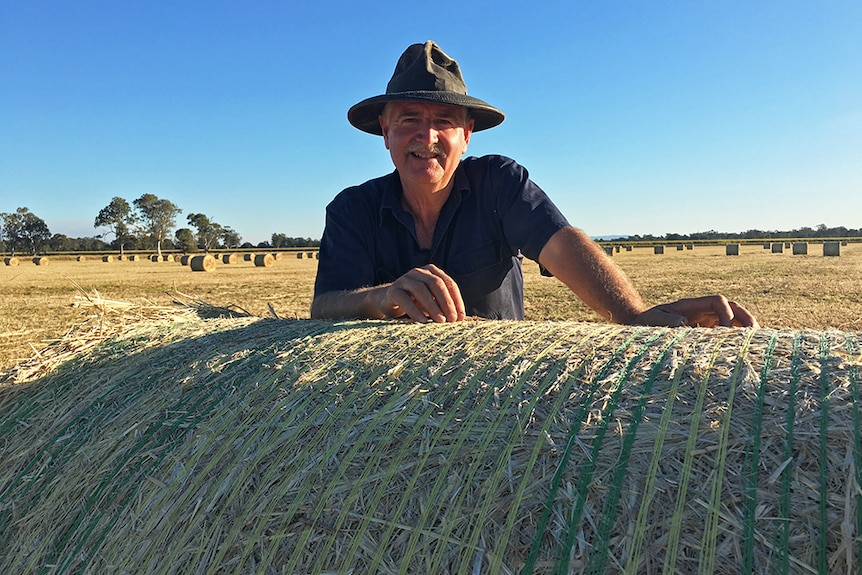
2, 251, 318, 267
5, 251, 319, 270
601, 241, 851, 257
3, 256, 50, 266
725, 241, 843, 256
1, 318, 860, 573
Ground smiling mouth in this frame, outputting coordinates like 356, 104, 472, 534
407, 146, 443, 160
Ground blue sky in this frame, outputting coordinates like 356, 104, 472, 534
2, 1, 860, 245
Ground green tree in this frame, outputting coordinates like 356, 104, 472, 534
0, 207, 51, 255
220, 226, 241, 249
133, 194, 181, 258
187, 213, 223, 252
174, 228, 197, 253
94, 197, 137, 256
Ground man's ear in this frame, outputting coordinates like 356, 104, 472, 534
462, 118, 475, 152
379, 116, 390, 150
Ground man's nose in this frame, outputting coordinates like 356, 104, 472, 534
413, 120, 438, 143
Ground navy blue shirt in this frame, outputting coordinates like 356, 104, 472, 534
313, 155, 570, 319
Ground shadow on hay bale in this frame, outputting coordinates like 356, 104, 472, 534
1, 318, 860, 574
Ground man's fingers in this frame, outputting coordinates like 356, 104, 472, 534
386, 265, 465, 323
729, 301, 760, 328
638, 296, 759, 329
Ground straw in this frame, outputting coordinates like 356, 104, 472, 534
1, 304, 861, 573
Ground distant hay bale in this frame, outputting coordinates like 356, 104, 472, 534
102, 255, 113, 263
676, 244, 684, 251
297, 252, 304, 259
150, 255, 160, 262
162, 255, 174, 262
654, 245, 664, 254
32, 257, 49, 266
763, 242, 771, 249
792, 242, 808, 255
128, 255, 138, 261
603, 246, 613, 256
307, 252, 315, 259
255, 253, 275, 267
243, 253, 252, 261
725, 243, 739, 256
179, 255, 191, 266
823, 241, 841, 257
76, 255, 87, 262
3, 257, 19, 266
625, 245, 632, 252
221, 253, 238, 264
686, 243, 693, 250
1, 318, 861, 574
615, 245, 620, 253
189, 254, 217, 272
771, 243, 784, 253
272, 252, 283, 260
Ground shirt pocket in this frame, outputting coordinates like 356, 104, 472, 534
446, 240, 512, 296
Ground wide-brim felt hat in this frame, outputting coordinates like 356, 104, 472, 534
348, 41, 505, 136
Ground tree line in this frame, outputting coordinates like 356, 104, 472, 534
608, 224, 862, 243
0, 195, 320, 256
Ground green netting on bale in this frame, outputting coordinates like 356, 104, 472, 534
0, 317, 860, 574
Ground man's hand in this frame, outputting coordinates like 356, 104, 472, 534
379, 264, 466, 323
634, 295, 759, 328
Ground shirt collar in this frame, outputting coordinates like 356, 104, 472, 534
378, 163, 472, 224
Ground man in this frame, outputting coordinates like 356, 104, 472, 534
312, 41, 757, 328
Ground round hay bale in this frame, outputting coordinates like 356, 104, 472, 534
3, 256, 19, 266
162, 255, 173, 262
603, 246, 613, 256
653, 245, 664, 254
296, 252, 304, 259
243, 253, 252, 261
150, 255, 160, 262
179, 255, 191, 266
189, 254, 217, 272
271, 252, 283, 260
771, 242, 783, 253
823, 241, 841, 257
725, 243, 739, 256
0, 319, 860, 574
76, 255, 87, 262
128, 255, 138, 261
222, 253, 238, 264
792, 242, 808, 255
676, 244, 684, 251
32, 256, 49, 266
625, 245, 632, 252
254, 253, 275, 267
102, 255, 114, 263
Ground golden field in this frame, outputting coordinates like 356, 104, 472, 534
1, 243, 860, 372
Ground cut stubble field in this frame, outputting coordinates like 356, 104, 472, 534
1, 243, 861, 372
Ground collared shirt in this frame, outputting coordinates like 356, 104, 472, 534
313, 155, 570, 319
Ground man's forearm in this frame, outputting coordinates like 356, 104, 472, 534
538, 226, 648, 324
310, 287, 388, 320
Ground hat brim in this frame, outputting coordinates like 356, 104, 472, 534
348, 91, 505, 135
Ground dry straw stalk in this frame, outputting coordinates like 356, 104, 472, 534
0, 308, 860, 574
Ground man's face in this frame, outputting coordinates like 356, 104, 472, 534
379, 101, 474, 195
